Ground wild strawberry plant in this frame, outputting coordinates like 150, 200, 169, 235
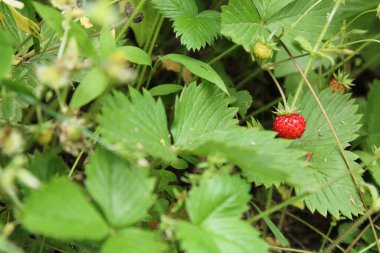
0, 0, 380, 252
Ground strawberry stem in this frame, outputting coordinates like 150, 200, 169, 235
267, 70, 289, 111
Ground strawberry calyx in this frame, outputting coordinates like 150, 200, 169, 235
331, 70, 355, 91
273, 102, 300, 116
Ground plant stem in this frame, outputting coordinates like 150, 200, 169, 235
290, 0, 343, 109
68, 150, 84, 178
267, 69, 288, 110
270, 246, 316, 253
323, 208, 375, 253
136, 16, 164, 89
38, 237, 46, 253
319, 222, 334, 252
207, 44, 240, 65
115, 0, 147, 44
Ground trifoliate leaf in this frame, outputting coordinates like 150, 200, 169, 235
176, 174, 268, 253
22, 178, 109, 241
152, 0, 220, 50
85, 148, 155, 227
293, 89, 364, 218
101, 228, 167, 253
185, 128, 313, 188
221, 0, 338, 52
98, 89, 177, 163
171, 82, 237, 148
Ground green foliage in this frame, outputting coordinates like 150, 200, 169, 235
70, 67, 109, 109
364, 80, 380, 149
22, 178, 109, 240
28, 150, 68, 181
98, 88, 177, 163
101, 228, 167, 253
186, 128, 312, 188
149, 84, 183, 96
117, 46, 152, 66
176, 174, 268, 253
1, 0, 379, 252
221, 0, 338, 52
171, 82, 237, 148
161, 54, 228, 94
152, 0, 220, 50
0, 30, 12, 79
85, 148, 155, 227
293, 89, 364, 218
33, 2, 64, 35
0, 235, 24, 253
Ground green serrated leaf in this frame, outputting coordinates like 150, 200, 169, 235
98, 89, 177, 163
293, 89, 364, 218
173, 11, 221, 51
151, 0, 198, 19
186, 128, 313, 188
85, 148, 155, 227
152, 0, 220, 50
176, 174, 268, 253
22, 178, 109, 241
70, 67, 109, 109
162, 54, 228, 94
171, 82, 237, 148
101, 228, 167, 253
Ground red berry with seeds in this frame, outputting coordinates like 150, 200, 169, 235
272, 114, 306, 139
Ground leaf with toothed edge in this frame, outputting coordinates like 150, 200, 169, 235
293, 89, 364, 218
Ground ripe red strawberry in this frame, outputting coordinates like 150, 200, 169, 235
272, 114, 306, 139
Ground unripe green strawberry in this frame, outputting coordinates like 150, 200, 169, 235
253, 42, 273, 60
